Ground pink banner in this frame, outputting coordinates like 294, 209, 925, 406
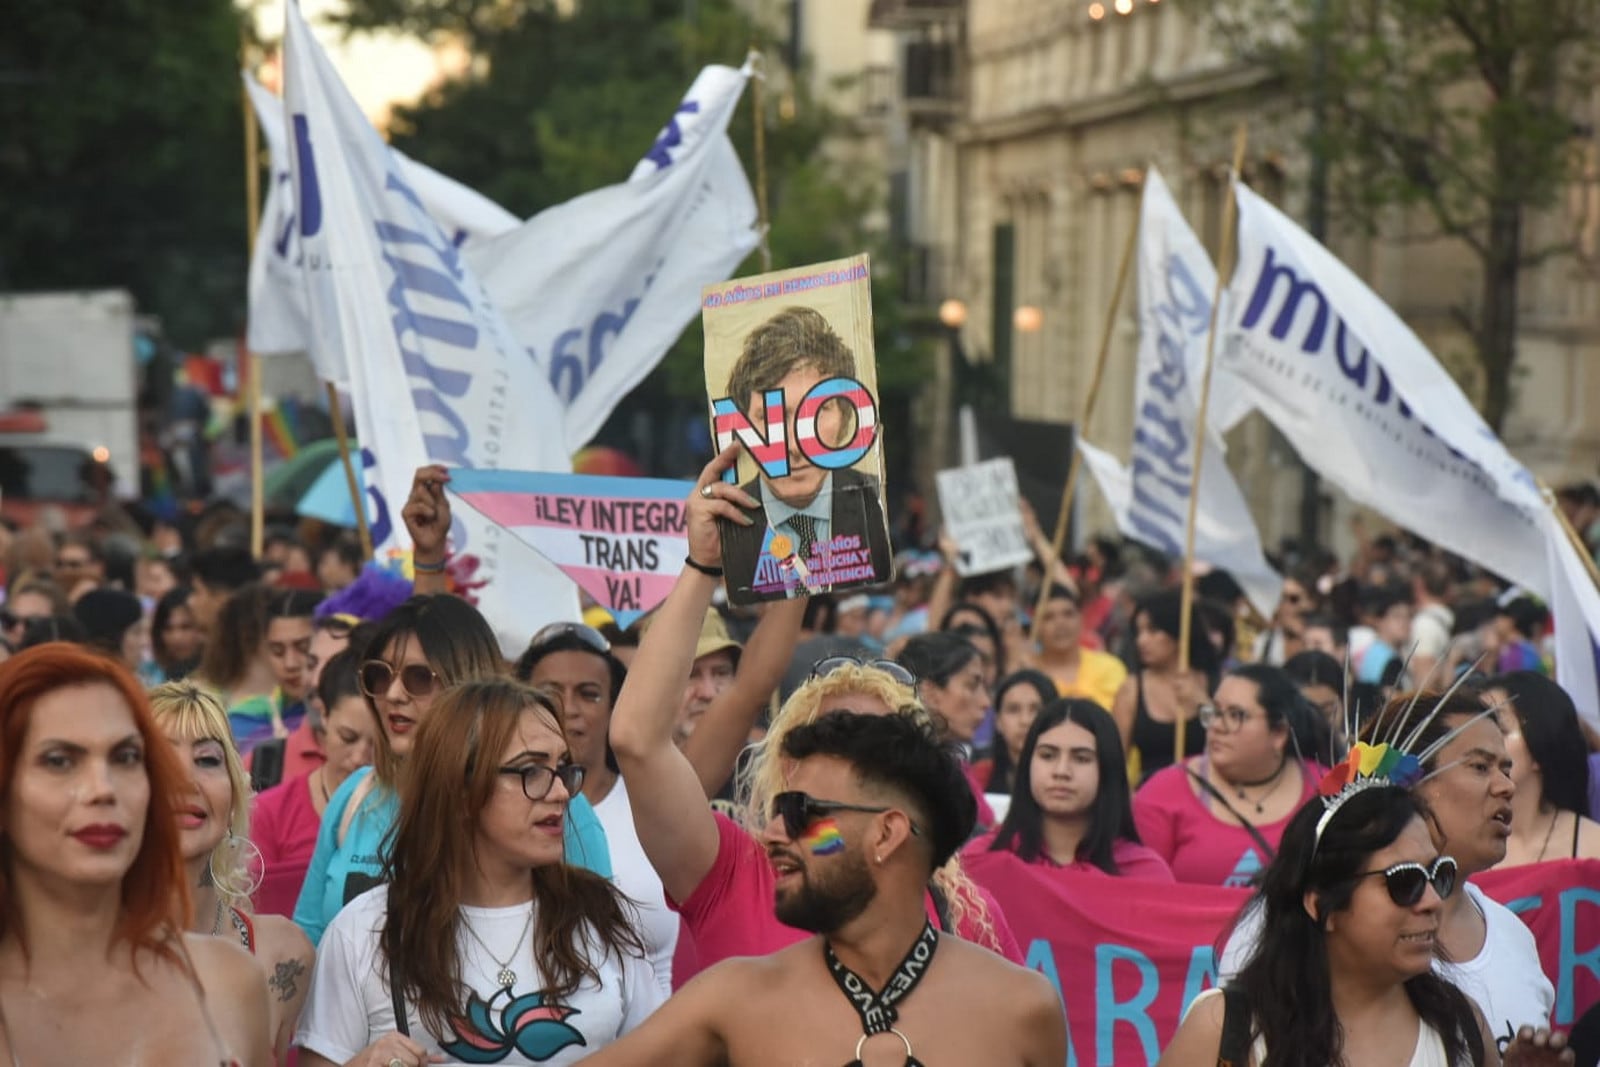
966, 851, 1600, 1066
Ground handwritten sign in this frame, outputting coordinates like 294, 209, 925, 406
936, 458, 1033, 576
447, 470, 695, 627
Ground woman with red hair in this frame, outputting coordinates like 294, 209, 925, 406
0, 644, 271, 1064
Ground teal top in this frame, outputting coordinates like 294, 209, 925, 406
292, 766, 612, 945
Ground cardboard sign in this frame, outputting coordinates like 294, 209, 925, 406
447, 470, 695, 627
700, 254, 893, 604
964, 850, 1600, 1065
935, 457, 1033, 576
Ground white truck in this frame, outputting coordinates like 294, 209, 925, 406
0, 290, 141, 526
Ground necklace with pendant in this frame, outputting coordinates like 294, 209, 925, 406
460, 905, 535, 990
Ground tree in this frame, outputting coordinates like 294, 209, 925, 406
1194, 0, 1600, 431
0, 0, 248, 348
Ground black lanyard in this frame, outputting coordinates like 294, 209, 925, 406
825, 920, 938, 1066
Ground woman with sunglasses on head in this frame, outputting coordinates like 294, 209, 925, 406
974, 669, 1058, 796
1485, 672, 1600, 867
608, 446, 1021, 983
150, 682, 316, 1062
0, 644, 272, 1066
970, 699, 1172, 880
1110, 589, 1221, 784
297, 678, 659, 1067
1218, 687, 1558, 1043
515, 621, 678, 997
292, 596, 611, 947
1134, 664, 1327, 886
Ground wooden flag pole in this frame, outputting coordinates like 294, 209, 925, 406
749, 47, 772, 273
1175, 125, 1249, 766
326, 383, 373, 560
1028, 200, 1142, 639
242, 37, 266, 561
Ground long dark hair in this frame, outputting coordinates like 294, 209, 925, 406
1231, 786, 1483, 1066
985, 669, 1058, 795
939, 600, 1005, 677
150, 586, 198, 677
1135, 589, 1220, 679
990, 699, 1139, 874
1489, 671, 1591, 816
382, 678, 644, 1039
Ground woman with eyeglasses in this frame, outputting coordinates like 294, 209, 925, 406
970, 699, 1172, 880
292, 595, 611, 946
297, 678, 660, 1067
1133, 665, 1326, 886
1486, 672, 1600, 867
150, 681, 316, 1061
608, 445, 1022, 985
514, 621, 679, 997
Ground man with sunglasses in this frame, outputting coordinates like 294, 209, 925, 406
586, 711, 1065, 1066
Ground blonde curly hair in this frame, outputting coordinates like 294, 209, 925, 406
734, 663, 998, 947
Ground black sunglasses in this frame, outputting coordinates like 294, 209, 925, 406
528, 622, 610, 655
499, 762, 586, 802
358, 659, 441, 700
770, 790, 921, 842
810, 656, 917, 687
1356, 855, 1458, 907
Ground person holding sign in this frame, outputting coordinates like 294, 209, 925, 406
584, 711, 1067, 1066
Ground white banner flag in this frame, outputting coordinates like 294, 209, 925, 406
935, 458, 1033, 576
283, 1, 577, 653
468, 63, 759, 453
1080, 168, 1282, 618
1545, 517, 1600, 729
244, 71, 520, 375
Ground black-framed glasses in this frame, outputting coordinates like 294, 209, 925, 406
770, 790, 921, 842
810, 656, 917, 687
528, 622, 610, 655
358, 659, 441, 700
1356, 855, 1458, 907
499, 762, 586, 801
1198, 704, 1260, 732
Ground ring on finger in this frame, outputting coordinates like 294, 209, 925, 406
700, 484, 716, 500
388, 1058, 407, 1067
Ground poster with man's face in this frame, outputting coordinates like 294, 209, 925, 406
701, 253, 894, 604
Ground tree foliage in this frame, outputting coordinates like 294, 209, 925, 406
0, 0, 248, 347
1194, 0, 1600, 430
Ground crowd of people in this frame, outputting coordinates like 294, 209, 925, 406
0, 457, 1596, 1065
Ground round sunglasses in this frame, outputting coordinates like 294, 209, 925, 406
809, 655, 917, 687
1355, 855, 1458, 907
358, 659, 441, 700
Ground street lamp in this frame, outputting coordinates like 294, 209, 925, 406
938, 298, 968, 329
1013, 305, 1043, 333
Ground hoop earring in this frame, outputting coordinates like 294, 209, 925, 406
209, 830, 265, 902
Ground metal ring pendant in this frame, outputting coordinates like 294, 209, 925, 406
853, 1027, 915, 1062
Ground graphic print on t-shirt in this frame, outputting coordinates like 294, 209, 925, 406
1223, 849, 1262, 888
438, 987, 586, 1064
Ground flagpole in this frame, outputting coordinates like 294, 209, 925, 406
1028, 198, 1142, 639
1175, 125, 1248, 766
242, 38, 266, 561
326, 383, 373, 561
749, 46, 771, 272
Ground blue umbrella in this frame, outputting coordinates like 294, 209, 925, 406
297, 456, 367, 528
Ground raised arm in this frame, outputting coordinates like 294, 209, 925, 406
607, 446, 759, 903
681, 595, 805, 797
402, 464, 453, 596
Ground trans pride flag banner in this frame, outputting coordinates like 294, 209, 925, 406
448, 471, 695, 626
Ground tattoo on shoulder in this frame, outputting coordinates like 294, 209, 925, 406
268, 958, 307, 1002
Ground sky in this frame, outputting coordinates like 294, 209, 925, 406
250, 0, 458, 125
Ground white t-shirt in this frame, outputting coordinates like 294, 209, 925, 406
1189, 988, 1450, 1065
1218, 882, 1554, 1034
297, 885, 662, 1065
594, 776, 678, 997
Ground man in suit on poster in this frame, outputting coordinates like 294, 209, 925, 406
715, 306, 893, 602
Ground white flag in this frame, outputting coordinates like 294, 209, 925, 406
283, 0, 577, 653
468, 63, 759, 454
1080, 168, 1282, 618
1545, 515, 1600, 731
243, 71, 520, 377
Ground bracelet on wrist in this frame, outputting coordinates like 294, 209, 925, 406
684, 555, 724, 578
413, 556, 449, 574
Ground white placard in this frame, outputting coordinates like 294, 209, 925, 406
936, 458, 1034, 577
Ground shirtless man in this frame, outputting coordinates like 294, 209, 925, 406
583, 710, 1066, 1066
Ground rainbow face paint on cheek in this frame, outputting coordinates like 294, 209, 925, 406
801, 817, 845, 855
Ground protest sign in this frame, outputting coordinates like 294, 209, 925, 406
701, 254, 894, 604
935, 458, 1032, 576
283, 1, 578, 654
447, 471, 695, 627
964, 850, 1598, 1065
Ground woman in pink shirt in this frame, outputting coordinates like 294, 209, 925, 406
968, 698, 1172, 880
250, 648, 377, 916
1132, 664, 1328, 886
